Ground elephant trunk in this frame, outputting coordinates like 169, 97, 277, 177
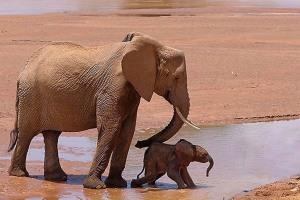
206, 155, 214, 177
135, 95, 190, 148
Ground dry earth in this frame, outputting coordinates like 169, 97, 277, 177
0, 7, 299, 199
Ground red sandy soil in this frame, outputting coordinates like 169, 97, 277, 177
0, 7, 299, 199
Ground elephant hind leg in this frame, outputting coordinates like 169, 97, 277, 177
131, 162, 157, 188
131, 173, 157, 188
43, 130, 67, 181
9, 130, 37, 177
148, 173, 165, 186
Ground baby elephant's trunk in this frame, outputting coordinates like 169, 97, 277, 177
206, 155, 214, 177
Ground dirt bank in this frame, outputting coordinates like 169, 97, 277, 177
0, 7, 299, 199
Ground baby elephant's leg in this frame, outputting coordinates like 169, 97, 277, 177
148, 173, 165, 186
131, 163, 156, 188
167, 164, 185, 189
181, 167, 196, 188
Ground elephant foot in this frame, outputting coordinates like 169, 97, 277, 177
130, 179, 141, 188
8, 165, 29, 177
105, 175, 127, 188
177, 185, 186, 189
187, 184, 197, 189
44, 168, 67, 181
83, 176, 106, 189
186, 183, 197, 189
148, 180, 156, 186
131, 179, 142, 188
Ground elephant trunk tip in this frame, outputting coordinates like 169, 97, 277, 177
206, 156, 214, 177
135, 140, 152, 149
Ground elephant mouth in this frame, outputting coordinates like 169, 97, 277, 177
163, 90, 200, 130
163, 90, 171, 104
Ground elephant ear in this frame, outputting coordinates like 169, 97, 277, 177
175, 139, 195, 167
121, 36, 157, 102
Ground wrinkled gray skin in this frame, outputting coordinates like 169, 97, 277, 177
8, 32, 191, 189
131, 139, 214, 189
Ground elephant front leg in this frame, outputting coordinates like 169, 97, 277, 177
181, 167, 196, 188
167, 162, 186, 189
43, 131, 67, 181
105, 111, 138, 188
83, 110, 121, 189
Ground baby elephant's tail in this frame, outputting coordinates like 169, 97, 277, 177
137, 166, 145, 179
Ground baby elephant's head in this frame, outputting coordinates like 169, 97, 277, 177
175, 139, 214, 177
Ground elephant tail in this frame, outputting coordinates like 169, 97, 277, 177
137, 147, 151, 179
8, 81, 20, 152
137, 165, 145, 179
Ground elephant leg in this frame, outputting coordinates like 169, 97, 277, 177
167, 164, 185, 189
42, 130, 67, 181
131, 162, 157, 188
105, 111, 137, 188
8, 131, 36, 177
131, 175, 156, 188
83, 107, 121, 189
148, 173, 165, 186
180, 167, 196, 188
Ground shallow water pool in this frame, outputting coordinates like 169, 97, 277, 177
21, 119, 300, 199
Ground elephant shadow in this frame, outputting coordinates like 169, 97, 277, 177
30, 174, 212, 189
30, 174, 99, 186
135, 181, 212, 190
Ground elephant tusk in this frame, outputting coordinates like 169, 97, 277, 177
175, 107, 201, 130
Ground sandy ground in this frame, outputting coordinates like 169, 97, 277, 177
0, 7, 300, 199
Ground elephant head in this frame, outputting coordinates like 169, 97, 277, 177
175, 139, 214, 177
122, 32, 200, 148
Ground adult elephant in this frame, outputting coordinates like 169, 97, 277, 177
8, 32, 199, 189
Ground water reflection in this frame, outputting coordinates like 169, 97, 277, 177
1, 0, 300, 15
24, 136, 95, 162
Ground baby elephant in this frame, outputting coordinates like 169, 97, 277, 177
131, 139, 214, 189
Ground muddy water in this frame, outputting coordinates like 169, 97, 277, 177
1, 0, 300, 15
7, 119, 298, 199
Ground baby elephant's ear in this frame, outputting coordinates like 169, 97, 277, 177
175, 140, 195, 166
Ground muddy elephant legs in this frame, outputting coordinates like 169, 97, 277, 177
8, 132, 35, 177
43, 131, 67, 181
105, 111, 138, 188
